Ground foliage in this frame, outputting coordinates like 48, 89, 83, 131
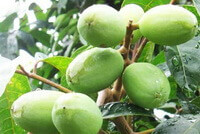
0, 0, 200, 134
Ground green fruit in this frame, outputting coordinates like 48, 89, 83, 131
11, 90, 65, 134
139, 5, 198, 45
119, 4, 144, 44
52, 93, 103, 134
123, 63, 170, 109
67, 47, 124, 93
77, 4, 126, 47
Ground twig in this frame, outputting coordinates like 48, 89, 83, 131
118, 21, 137, 59
15, 69, 72, 93
96, 88, 113, 106
136, 128, 155, 134
33, 60, 42, 74
131, 38, 148, 63
111, 76, 123, 101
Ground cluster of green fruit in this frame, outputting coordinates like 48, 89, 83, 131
78, 4, 197, 46
11, 3, 197, 134
11, 90, 103, 134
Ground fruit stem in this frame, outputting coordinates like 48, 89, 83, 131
170, 0, 176, 4
113, 117, 135, 134
131, 37, 148, 63
33, 60, 42, 74
135, 128, 155, 134
15, 67, 72, 93
96, 88, 113, 106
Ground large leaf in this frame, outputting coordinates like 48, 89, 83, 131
43, 56, 73, 74
193, 0, 200, 15
165, 36, 200, 91
0, 56, 20, 97
100, 102, 152, 119
153, 114, 200, 134
0, 13, 17, 32
0, 73, 31, 134
122, 0, 170, 11
0, 33, 18, 59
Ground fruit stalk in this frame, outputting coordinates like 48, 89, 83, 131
15, 67, 71, 93
170, 0, 176, 4
131, 37, 148, 62
136, 128, 155, 134
113, 117, 135, 134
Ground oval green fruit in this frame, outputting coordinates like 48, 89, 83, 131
67, 47, 124, 94
11, 90, 65, 134
123, 63, 170, 109
139, 5, 198, 45
52, 93, 103, 134
119, 4, 144, 44
77, 4, 126, 47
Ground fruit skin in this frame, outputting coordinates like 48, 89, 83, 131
122, 63, 170, 109
11, 90, 65, 134
66, 47, 124, 94
139, 5, 198, 46
52, 93, 103, 134
77, 4, 126, 47
119, 4, 144, 44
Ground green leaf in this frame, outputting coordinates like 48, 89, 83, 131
0, 13, 17, 32
121, 0, 170, 11
100, 102, 152, 119
151, 51, 165, 65
29, 29, 51, 47
0, 73, 31, 134
138, 41, 155, 62
0, 57, 19, 97
183, 5, 200, 24
154, 114, 200, 134
43, 56, 73, 74
193, 0, 200, 15
165, 36, 200, 91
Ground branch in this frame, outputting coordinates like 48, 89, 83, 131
96, 22, 140, 134
113, 117, 135, 134
131, 38, 148, 63
136, 128, 155, 134
15, 69, 72, 93
33, 60, 42, 74
111, 76, 123, 101
96, 88, 113, 106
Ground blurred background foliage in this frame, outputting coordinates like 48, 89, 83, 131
0, 0, 200, 133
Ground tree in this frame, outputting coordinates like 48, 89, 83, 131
0, 0, 200, 134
